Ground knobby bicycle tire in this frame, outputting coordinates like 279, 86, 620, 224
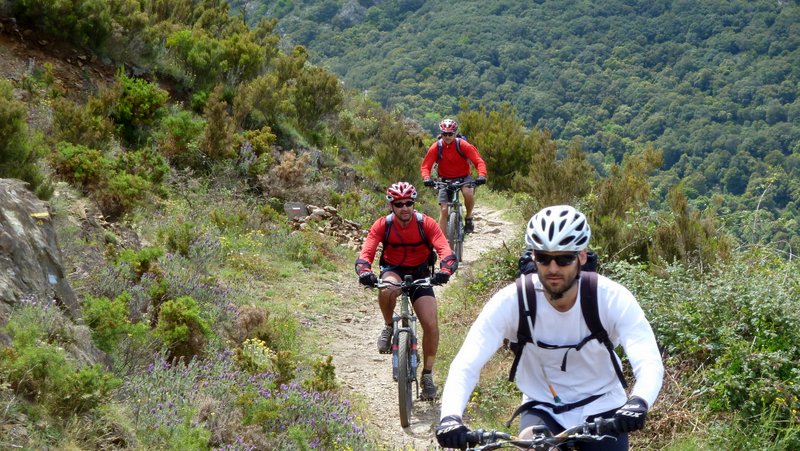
447, 209, 461, 261
397, 330, 413, 427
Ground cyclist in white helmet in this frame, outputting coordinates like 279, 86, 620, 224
436, 205, 663, 450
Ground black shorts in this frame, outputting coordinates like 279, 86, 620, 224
379, 264, 434, 303
519, 407, 628, 451
437, 175, 475, 204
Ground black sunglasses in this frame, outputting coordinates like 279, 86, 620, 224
392, 200, 415, 208
534, 252, 578, 267
441, 132, 455, 137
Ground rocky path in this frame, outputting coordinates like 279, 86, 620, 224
322, 205, 519, 450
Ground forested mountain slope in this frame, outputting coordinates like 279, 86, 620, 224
237, 0, 800, 244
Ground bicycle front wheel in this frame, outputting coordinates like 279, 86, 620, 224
397, 330, 413, 427
447, 209, 459, 252
447, 209, 460, 260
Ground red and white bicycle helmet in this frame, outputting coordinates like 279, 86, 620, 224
439, 118, 458, 133
525, 205, 591, 252
386, 181, 418, 202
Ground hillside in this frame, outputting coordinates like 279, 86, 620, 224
245, 0, 800, 246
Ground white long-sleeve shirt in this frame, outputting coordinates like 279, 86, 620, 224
440, 273, 664, 428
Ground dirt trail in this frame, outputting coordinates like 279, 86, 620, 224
322, 205, 519, 450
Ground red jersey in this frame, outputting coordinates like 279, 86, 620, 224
420, 138, 487, 180
358, 212, 453, 271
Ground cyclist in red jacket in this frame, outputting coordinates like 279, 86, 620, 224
420, 118, 488, 234
355, 181, 458, 400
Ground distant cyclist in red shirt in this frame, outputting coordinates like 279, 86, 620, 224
355, 181, 458, 400
421, 118, 488, 234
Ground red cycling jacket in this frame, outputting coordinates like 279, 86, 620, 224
420, 138, 487, 180
357, 212, 455, 273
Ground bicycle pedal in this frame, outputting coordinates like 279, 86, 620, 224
379, 350, 392, 355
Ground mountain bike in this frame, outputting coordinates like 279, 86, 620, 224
373, 276, 433, 427
465, 417, 619, 450
432, 179, 476, 262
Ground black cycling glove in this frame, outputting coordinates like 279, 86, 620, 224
423, 178, 435, 187
436, 415, 469, 449
358, 272, 378, 287
432, 271, 450, 285
614, 396, 648, 432
475, 176, 486, 186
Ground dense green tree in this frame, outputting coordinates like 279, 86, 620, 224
457, 104, 529, 192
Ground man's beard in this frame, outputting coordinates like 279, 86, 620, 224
542, 270, 580, 300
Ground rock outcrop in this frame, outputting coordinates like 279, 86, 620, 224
0, 178, 79, 322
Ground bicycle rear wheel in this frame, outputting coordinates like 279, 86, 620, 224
397, 330, 413, 427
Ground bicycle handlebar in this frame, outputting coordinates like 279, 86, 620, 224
431, 180, 476, 190
374, 277, 435, 290
465, 417, 619, 450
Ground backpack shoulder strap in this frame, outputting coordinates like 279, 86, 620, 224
454, 136, 467, 159
414, 212, 431, 250
580, 271, 628, 388
509, 273, 536, 382
437, 137, 467, 162
382, 213, 394, 245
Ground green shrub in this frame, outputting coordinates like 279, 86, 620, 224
13, 0, 114, 48
155, 296, 212, 360
0, 79, 52, 198
242, 126, 277, 157
96, 171, 152, 219
51, 141, 112, 189
57, 364, 121, 415
114, 247, 165, 281
608, 250, 800, 429
51, 142, 162, 218
236, 338, 275, 374
458, 104, 532, 192
158, 222, 201, 257
1, 343, 69, 402
370, 111, 426, 187
280, 228, 337, 271
0, 334, 119, 417
304, 355, 338, 392
82, 292, 151, 358
107, 71, 169, 145
157, 109, 206, 170
198, 85, 238, 165
210, 207, 249, 232
52, 96, 113, 149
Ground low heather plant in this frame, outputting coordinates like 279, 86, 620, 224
122, 350, 370, 449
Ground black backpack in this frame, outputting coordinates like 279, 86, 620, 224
508, 271, 627, 389
382, 212, 437, 271
436, 134, 468, 162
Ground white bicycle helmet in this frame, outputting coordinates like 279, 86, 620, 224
525, 205, 591, 252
